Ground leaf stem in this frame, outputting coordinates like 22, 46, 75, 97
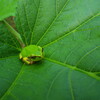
3, 20, 25, 48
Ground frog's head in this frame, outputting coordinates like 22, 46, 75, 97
19, 45, 43, 64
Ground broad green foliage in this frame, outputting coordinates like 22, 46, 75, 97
0, 0, 19, 21
0, 0, 100, 100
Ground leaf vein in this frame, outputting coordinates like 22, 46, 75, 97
17, 6, 28, 45
23, 1, 32, 36
43, 13, 99, 48
76, 46, 100, 67
46, 69, 65, 100
68, 70, 75, 100
0, 56, 18, 61
0, 64, 24, 100
30, 0, 41, 44
36, 0, 70, 45
0, 41, 20, 51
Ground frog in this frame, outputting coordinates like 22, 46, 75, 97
19, 45, 43, 64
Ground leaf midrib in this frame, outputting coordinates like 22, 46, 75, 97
45, 57, 100, 80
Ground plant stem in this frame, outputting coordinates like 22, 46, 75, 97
3, 20, 25, 48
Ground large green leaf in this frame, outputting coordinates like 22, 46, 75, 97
0, 0, 100, 100
0, 0, 19, 21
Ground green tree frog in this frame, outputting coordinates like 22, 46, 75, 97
19, 45, 43, 64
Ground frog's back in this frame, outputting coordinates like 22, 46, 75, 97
20, 45, 42, 57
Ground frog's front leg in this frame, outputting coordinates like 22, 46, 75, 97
22, 57, 34, 64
